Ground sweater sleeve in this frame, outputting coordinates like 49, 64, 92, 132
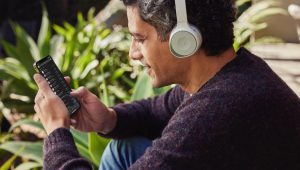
43, 128, 93, 170
102, 85, 185, 139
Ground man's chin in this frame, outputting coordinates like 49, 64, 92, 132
150, 78, 170, 88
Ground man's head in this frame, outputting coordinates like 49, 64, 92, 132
123, 0, 236, 88
122, 0, 236, 56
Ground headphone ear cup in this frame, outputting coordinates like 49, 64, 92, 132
169, 25, 202, 58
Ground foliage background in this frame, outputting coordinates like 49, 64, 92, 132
0, 0, 288, 169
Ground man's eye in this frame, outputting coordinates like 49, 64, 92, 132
134, 38, 145, 44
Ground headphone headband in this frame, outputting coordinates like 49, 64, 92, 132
175, 0, 188, 24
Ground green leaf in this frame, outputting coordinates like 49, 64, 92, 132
63, 22, 76, 38
250, 8, 287, 22
111, 68, 125, 81
0, 154, 18, 170
62, 38, 76, 72
88, 133, 109, 166
0, 40, 19, 59
9, 119, 44, 132
0, 57, 32, 82
71, 129, 88, 148
1, 78, 36, 99
49, 35, 65, 62
15, 162, 42, 170
7, 22, 38, 78
75, 142, 93, 164
71, 130, 97, 166
12, 22, 40, 61
80, 60, 99, 80
0, 141, 43, 164
87, 8, 96, 22
38, 3, 51, 57
153, 86, 171, 95
131, 71, 153, 101
53, 24, 67, 37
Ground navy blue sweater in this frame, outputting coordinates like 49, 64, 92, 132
44, 48, 300, 169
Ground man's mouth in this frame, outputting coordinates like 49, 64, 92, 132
140, 60, 151, 69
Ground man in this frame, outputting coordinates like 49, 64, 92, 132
34, 0, 300, 169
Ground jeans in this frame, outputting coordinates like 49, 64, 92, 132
99, 136, 152, 170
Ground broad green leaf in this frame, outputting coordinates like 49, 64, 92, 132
75, 142, 94, 165
15, 162, 42, 170
108, 85, 129, 101
9, 119, 44, 132
62, 38, 75, 72
0, 57, 31, 82
88, 133, 109, 166
11, 22, 40, 64
131, 71, 153, 101
49, 35, 65, 66
71, 130, 96, 166
99, 58, 111, 106
1, 78, 36, 99
0, 141, 43, 164
38, 3, 51, 58
237, 1, 280, 22
250, 8, 287, 22
0, 40, 19, 60
71, 129, 88, 148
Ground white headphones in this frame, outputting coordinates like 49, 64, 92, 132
169, 0, 202, 58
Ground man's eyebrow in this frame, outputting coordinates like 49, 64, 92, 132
129, 32, 145, 37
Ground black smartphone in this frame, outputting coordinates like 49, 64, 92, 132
33, 56, 80, 115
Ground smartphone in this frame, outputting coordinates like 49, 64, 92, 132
33, 56, 80, 115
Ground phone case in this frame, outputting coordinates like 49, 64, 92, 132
33, 56, 80, 115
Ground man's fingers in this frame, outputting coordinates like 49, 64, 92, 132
34, 104, 42, 115
33, 74, 55, 97
64, 76, 71, 85
70, 86, 87, 98
34, 90, 44, 104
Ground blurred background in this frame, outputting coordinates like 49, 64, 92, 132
0, 0, 299, 169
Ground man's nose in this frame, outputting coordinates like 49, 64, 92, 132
129, 41, 143, 60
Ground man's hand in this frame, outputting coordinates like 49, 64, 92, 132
69, 87, 117, 134
33, 74, 70, 135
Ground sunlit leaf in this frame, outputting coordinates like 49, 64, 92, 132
88, 133, 109, 166
0, 141, 43, 164
15, 162, 42, 170
131, 71, 153, 101
9, 119, 44, 132
38, 3, 51, 58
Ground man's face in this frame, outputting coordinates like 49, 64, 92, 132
127, 6, 187, 87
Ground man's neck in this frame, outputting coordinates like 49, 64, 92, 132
180, 48, 236, 94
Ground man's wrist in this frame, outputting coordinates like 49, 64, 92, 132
46, 120, 70, 135
100, 108, 117, 134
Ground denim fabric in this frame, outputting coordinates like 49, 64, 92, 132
99, 137, 152, 170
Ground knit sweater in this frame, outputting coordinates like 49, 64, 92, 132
44, 48, 300, 170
